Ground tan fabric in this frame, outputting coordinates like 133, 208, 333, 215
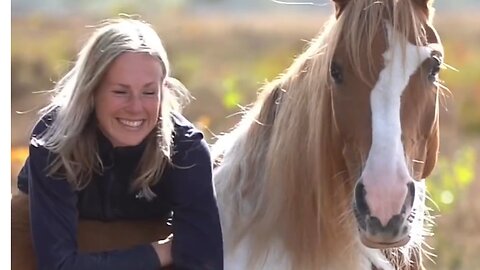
11, 192, 172, 270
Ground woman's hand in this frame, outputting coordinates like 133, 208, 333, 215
152, 234, 173, 267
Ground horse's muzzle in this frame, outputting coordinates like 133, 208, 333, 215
353, 181, 415, 249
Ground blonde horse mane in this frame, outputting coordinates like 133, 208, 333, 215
213, 1, 434, 269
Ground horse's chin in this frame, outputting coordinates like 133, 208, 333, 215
359, 233, 410, 249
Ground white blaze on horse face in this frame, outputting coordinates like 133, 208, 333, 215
361, 24, 431, 226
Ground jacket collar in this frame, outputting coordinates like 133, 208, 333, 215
96, 128, 150, 167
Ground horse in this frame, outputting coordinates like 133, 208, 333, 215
211, 0, 444, 269
11, 0, 445, 269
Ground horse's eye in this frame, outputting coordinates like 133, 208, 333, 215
428, 55, 442, 81
330, 62, 343, 84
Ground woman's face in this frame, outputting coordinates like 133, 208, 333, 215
95, 52, 163, 147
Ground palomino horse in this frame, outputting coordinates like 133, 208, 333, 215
11, 0, 445, 269
212, 0, 444, 269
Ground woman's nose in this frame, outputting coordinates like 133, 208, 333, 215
126, 95, 144, 113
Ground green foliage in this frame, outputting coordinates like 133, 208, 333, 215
427, 147, 476, 213
424, 147, 477, 270
221, 76, 244, 109
437, 23, 480, 135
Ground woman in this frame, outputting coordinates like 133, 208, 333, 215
15, 18, 223, 269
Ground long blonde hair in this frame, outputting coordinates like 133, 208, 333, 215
37, 18, 190, 199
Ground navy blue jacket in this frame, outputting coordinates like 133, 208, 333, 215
17, 112, 224, 270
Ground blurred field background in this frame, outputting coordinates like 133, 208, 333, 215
11, 0, 480, 269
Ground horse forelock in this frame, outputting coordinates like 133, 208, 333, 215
214, 1, 435, 269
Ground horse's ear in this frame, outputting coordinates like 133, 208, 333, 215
332, 0, 349, 18
411, 0, 435, 17
411, 0, 435, 6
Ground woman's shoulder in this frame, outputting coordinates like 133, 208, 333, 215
171, 112, 204, 144
31, 109, 58, 142
170, 112, 210, 162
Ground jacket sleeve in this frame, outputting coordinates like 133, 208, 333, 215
167, 137, 224, 270
25, 123, 161, 270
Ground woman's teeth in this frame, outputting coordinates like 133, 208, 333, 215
119, 119, 143, 127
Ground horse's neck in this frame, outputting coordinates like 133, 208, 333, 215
214, 133, 363, 269
214, 129, 268, 226
213, 112, 360, 269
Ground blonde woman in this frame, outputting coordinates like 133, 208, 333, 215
16, 18, 223, 269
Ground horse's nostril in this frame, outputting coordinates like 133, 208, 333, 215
354, 182, 370, 215
353, 182, 370, 231
407, 181, 415, 207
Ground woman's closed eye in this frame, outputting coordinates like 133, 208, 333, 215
143, 89, 158, 96
112, 89, 128, 95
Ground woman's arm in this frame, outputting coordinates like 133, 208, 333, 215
25, 140, 162, 270
167, 137, 224, 270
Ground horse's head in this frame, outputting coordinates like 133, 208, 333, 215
329, 0, 443, 249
